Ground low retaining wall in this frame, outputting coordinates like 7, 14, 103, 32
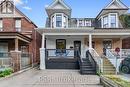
100, 76, 122, 87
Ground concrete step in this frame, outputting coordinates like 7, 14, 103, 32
81, 71, 96, 75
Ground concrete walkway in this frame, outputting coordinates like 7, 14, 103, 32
0, 69, 103, 87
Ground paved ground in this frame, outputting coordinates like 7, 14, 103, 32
0, 69, 103, 87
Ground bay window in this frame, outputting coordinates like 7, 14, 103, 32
102, 13, 118, 28
103, 16, 109, 28
51, 13, 68, 28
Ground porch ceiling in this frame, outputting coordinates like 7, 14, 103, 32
0, 32, 32, 43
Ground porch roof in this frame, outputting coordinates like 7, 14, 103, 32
0, 32, 32, 43
36, 28, 130, 36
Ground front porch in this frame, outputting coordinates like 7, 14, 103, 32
37, 28, 130, 72
0, 32, 33, 72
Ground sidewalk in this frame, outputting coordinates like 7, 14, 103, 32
0, 69, 103, 87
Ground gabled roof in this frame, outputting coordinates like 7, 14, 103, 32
0, 0, 37, 27
46, 0, 71, 17
105, 0, 129, 9
46, 0, 71, 10
96, 0, 129, 19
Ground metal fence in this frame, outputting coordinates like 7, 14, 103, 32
0, 52, 12, 69
20, 53, 33, 70
106, 49, 130, 74
0, 52, 33, 71
46, 49, 74, 59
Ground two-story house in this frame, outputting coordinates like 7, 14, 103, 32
38, 0, 130, 73
0, 0, 42, 71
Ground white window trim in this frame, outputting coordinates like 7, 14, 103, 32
101, 13, 118, 28
15, 19, 21, 32
85, 20, 91, 27
51, 13, 68, 28
0, 19, 3, 31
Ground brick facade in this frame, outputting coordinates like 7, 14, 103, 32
1, 17, 42, 66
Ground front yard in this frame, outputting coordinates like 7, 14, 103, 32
101, 75, 130, 87
0, 68, 13, 78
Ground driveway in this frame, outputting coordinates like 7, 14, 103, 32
0, 69, 103, 87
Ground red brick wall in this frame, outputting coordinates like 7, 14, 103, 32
3, 18, 15, 31
2, 17, 42, 65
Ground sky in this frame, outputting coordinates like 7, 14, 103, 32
13, 0, 130, 27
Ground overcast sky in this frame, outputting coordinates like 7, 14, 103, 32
12, 0, 130, 27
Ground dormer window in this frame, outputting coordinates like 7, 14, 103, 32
56, 14, 62, 27
77, 19, 91, 27
1, 1, 14, 14
103, 16, 109, 28
110, 14, 116, 28
85, 20, 91, 27
101, 13, 118, 28
51, 13, 68, 28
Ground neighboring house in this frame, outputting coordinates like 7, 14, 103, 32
0, 0, 42, 71
38, 0, 130, 71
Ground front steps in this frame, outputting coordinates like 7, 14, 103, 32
80, 58, 96, 75
102, 57, 116, 74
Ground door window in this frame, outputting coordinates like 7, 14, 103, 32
103, 40, 112, 49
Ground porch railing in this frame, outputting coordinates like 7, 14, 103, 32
106, 49, 130, 73
110, 49, 130, 59
46, 49, 74, 59
0, 52, 12, 69
89, 48, 103, 73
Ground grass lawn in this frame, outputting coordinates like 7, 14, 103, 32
104, 75, 130, 87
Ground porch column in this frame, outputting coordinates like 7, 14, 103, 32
40, 33, 46, 70
89, 34, 92, 49
15, 38, 19, 51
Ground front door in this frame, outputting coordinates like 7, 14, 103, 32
103, 40, 112, 55
74, 41, 81, 57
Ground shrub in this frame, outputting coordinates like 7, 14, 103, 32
119, 15, 130, 28
0, 68, 13, 77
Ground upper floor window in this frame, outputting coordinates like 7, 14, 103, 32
103, 16, 109, 28
78, 20, 83, 27
0, 19, 3, 31
1, 1, 14, 14
101, 13, 118, 28
85, 20, 91, 27
77, 19, 92, 27
51, 13, 68, 28
56, 14, 62, 27
15, 19, 21, 32
110, 14, 116, 28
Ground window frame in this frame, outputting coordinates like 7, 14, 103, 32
0, 18, 3, 31
51, 13, 68, 28
101, 13, 118, 28
56, 14, 62, 28
56, 39, 66, 53
1, 1, 14, 14
15, 18, 21, 32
